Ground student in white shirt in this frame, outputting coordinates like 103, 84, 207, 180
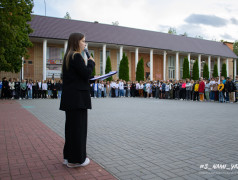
98, 81, 102, 98
110, 81, 116, 97
165, 83, 170, 99
115, 81, 119, 97
101, 82, 105, 97
146, 81, 151, 98
42, 80, 48, 99
119, 80, 124, 97
94, 81, 98, 98
139, 81, 144, 97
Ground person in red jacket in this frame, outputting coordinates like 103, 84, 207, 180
198, 77, 205, 101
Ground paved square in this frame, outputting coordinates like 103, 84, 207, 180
19, 98, 238, 180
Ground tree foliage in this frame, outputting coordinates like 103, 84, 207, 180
90, 53, 95, 76
168, 27, 176, 34
192, 60, 199, 80
64, 12, 71, 19
0, 0, 33, 73
119, 53, 129, 81
213, 64, 218, 78
105, 56, 112, 81
203, 63, 209, 80
182, 57, 190, 79
136, 58, 144, 81
221, 63, 227, 78
233, 41, 238, 56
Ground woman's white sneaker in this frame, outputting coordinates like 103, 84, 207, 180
67, 158, 90, 168
63, 159, 68, 165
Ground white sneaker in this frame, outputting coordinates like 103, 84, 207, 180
67, 158, 90, 168
63, 159, 68, 165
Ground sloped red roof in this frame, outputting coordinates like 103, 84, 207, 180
29, 15, 237, 58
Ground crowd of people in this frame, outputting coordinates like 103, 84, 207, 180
91, 76, 238, 103
1, 76, 238, 103
0, 77, 62, 100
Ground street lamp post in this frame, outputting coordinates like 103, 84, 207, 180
44, 0, 46, 16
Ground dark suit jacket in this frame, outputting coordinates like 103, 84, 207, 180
60, 53, 95, 111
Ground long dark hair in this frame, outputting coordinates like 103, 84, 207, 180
63, 33, 85, 70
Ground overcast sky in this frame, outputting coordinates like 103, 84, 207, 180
32, 0, 238, 42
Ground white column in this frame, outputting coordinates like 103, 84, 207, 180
64, 41, 68, 53
120, 46, 123, 61
21, 57, 24, 80
198, 54, 201, 78
217, 57, 220, 78
135, 48, 139, 72
226, 58, 229, 77
150, 49, 153, 81
103, 44, 106, 75
163, 51, 167, 81
234, 59, 237, 78
188, 53, 191, 73
208, 56, 211, 79
176, 52, 179, 80
43, 39, 47, 80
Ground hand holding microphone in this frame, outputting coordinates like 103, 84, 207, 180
84, 48, 95, 62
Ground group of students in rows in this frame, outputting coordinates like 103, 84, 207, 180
0, 77, 63, 100
91, 75, 238, 103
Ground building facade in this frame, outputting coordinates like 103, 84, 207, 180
1, 15, 237, 81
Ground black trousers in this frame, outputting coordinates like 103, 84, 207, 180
64, 109, 88, 164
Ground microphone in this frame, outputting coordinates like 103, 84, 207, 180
84, 48, 90, 59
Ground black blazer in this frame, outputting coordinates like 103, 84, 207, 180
60, 53, 95, 111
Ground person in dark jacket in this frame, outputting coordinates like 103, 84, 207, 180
226, 77, 236, 103
51, 79, 57, 99
60, 33, 95, 168
2, 77, 9, 99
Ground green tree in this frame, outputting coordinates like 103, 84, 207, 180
168, 27, 176, 34
64, 12, 71, 19
221, 63, 227, 78
233, 41, 238, 56
119, 53, 129, 81
0, 0, 34, 73
213, 64, 218, 78
203, 63, 209, 80
136, 58, 144, 81
192, 60, 199, 80
91, 53, 95, 76
233, 41, 238, 76
182, 57, 190, 79
105, 56, 112, 81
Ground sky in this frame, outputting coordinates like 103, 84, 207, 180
32, 0, 238, 42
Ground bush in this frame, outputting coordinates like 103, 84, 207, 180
213, 64, 218, 78
119, 53, 129, 81
136, 58, 144, 81
91, 53, 96, 76
105, 56, 112, 81
203, 63, 209, 80
192, 60, 199, 80
182, 57, 190, 79
221, 63, 227, 78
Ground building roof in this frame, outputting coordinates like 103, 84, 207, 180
29, 15, 237, 59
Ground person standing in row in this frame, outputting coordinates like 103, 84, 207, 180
60, 33, 95, 168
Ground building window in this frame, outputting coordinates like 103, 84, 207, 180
100, 51, 110, 75
180, 57, 184, 79
168, 56, 175, 79
46, 47, 64, 79
28, 61, 33, 64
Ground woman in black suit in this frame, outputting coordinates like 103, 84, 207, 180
60, 33, 95, 168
